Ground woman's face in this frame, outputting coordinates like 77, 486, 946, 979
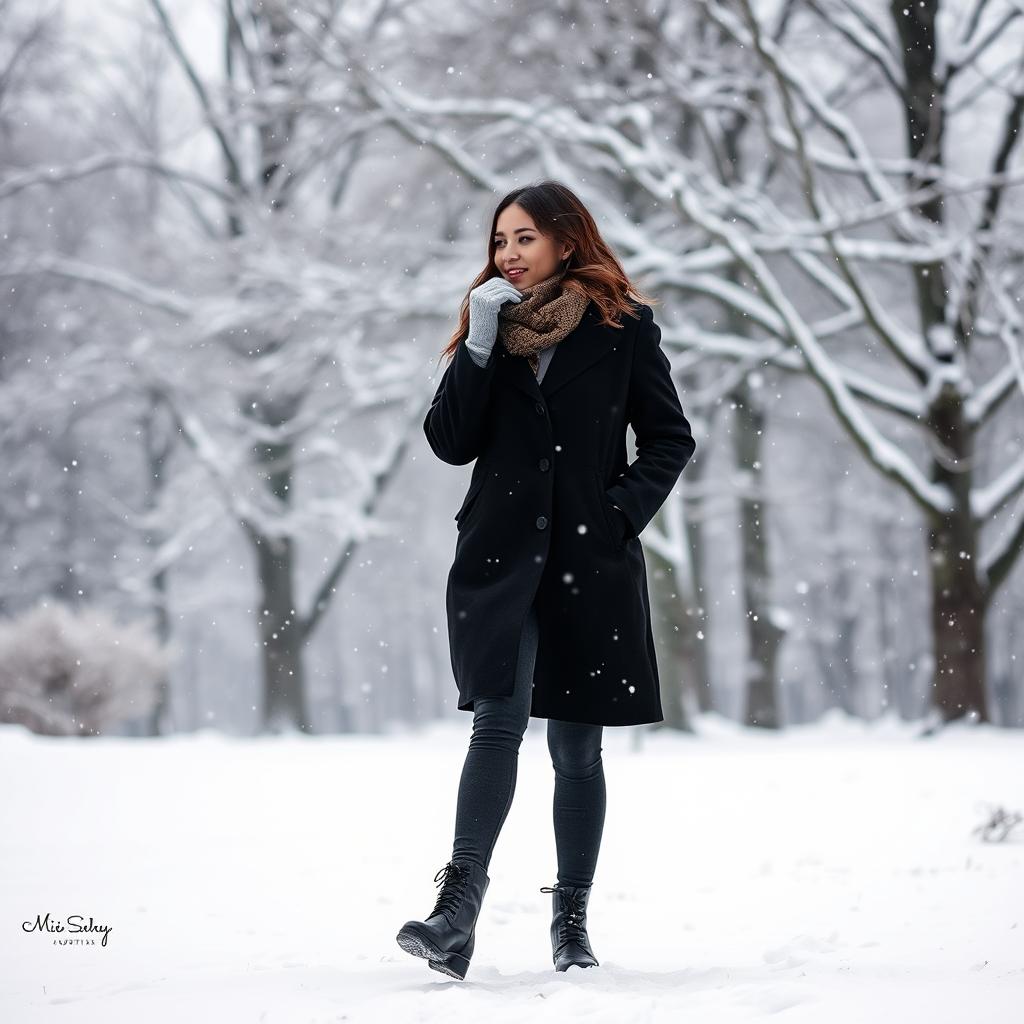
493, 204, 572, 291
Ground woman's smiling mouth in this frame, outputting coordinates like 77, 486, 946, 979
507, 268, 527, 280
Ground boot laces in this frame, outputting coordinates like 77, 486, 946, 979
431, 861, 469, 920
540, 885, 588, 945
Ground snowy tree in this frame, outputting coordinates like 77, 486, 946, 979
132, 0, 456, 732
4, 0, 1021, 733
348, 0, 1024, 725
2, 0, 467, 733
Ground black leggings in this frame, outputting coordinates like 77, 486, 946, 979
451, 603, 607, 887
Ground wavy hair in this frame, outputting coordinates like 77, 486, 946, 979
438, 179, 657, 362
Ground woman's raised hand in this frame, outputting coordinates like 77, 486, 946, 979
465, 277, 523, 366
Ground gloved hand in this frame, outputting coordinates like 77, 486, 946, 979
464, 277, 523, 367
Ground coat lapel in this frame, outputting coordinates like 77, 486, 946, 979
498, 301, 622, 401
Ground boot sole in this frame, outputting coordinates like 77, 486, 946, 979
395, 923, 472, 980
555, 957, 599, 971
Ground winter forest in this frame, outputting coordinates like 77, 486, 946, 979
3, 0, 1024, 738
2, 0, 1024, 1019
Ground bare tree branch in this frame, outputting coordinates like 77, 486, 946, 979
146, 0, 247, 193
0, 151, 241, 206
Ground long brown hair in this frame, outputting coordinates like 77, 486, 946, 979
438, 179, 657, 363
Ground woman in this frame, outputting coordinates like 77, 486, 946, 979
396, 180, 696, 979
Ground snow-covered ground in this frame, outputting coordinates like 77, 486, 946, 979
2, 710, 1022, 1022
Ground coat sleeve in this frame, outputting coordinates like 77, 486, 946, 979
606, 304, 697, 538
422, 336, 500, 466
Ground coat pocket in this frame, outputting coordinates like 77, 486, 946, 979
592, 470, 625, 550
454, 473, 486, 530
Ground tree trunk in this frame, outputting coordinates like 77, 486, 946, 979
251, 525, 311, 733
142, 391, 174, 736
686, 498, 713, 716
891, 0, 988, 723
928, 512, 988, 722
648, 525, 695, 733
734, 383, 785, 728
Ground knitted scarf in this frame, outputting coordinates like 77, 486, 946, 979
497, 267, 590, 377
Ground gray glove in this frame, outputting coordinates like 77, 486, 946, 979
464, 277, 523, 367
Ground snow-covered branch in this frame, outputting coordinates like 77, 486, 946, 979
805, 0, 904, 95
145, 0, 247, 192
720, 0, 934, 381
952, 89, 1024, 328
0, 152, 241, 206
943, 1, 1023, 81
966, 361, 1023, 426
979, 488, 1024, 596
658, 319, 925, 421
972, 453, 1024, 523
0, 251, 191, 317
675, 182, 954, 515
700, 0, 924, 239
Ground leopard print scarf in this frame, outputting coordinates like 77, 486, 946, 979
497, 267, 590, 377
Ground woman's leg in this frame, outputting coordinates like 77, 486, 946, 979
450, 604, 537, 871
546, 719, 606, 887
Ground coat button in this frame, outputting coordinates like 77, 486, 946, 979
538, 457, 550, 471
534, 402, 545, 415
536, 515, 548, 530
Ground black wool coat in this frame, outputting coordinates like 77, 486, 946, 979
423, 299, 696, 726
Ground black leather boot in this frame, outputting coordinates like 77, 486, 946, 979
396, 860, 490, 980
540, 882, 599, 971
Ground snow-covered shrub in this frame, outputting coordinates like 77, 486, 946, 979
0, 602, 170, 736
